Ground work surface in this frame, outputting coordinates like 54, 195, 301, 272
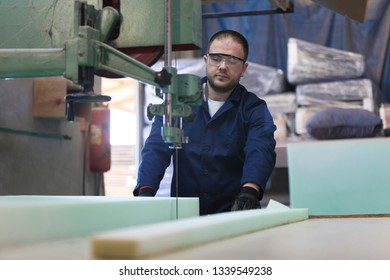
157, 216, 390, 260
2, 216, 390, 260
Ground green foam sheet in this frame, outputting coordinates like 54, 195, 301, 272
288, 138, 390, 215
0, 196, 199, 249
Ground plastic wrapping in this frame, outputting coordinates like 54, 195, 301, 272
296, 79, 373, 106
241, 62, 286, 95
287, 38, 365, 84
261, 92, 296, 114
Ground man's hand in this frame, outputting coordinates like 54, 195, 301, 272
137, 186, 156, 197
231, 186, 260, 211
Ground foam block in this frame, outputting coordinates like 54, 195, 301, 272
0, 196, 199, 249
91, 200, 308, 259
288, 138, 390, 215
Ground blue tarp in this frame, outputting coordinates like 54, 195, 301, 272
202, 0, 390, 101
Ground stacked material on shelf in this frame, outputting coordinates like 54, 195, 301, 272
294, 79, 376, 134
286, 38, 381, 136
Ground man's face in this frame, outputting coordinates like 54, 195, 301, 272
204, 37, 248, 95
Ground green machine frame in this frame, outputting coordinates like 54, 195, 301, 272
0, 0, 203, 147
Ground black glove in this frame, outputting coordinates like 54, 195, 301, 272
231, 186, 261, 211
137, 186, 156, 197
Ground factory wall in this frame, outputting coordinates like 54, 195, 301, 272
0, 78, 98, 195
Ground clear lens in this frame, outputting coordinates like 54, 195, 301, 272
208, 54, 244, 67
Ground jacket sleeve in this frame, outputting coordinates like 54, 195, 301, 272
133, 116, 173, 195
241, 97, 276, 193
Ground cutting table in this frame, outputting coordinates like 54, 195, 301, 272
1, 196, 389, 260
2, 218, 390, 260
156, 215, 390, 260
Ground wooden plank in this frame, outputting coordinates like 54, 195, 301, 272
32, 76, 91, 127
91, 200, 308, 259
33, 77, 67, 119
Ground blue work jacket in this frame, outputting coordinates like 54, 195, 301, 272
135, 82, 276, 215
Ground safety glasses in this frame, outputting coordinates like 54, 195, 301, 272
207, 53, 245, 67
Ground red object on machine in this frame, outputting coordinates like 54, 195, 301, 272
89, 107, 111, 172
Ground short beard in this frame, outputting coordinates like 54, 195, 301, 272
207, 76, 237, 94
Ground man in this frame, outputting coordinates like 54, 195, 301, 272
134, 30, 276, 215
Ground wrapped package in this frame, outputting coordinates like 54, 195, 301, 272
261, 92, 296, 114
241, 62, 286, 95
296, 78, 373, 105
287, 38, 365, 84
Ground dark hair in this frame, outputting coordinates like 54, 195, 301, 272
208, 30, 249, 61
